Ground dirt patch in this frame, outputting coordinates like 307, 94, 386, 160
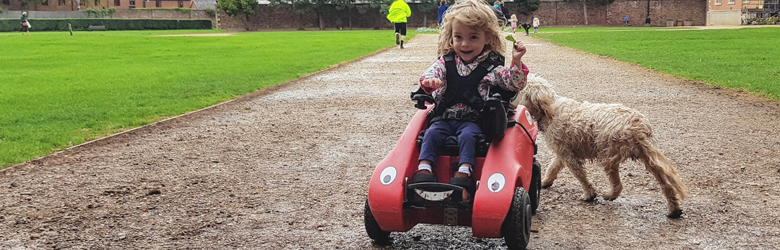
1, 34, 780, 249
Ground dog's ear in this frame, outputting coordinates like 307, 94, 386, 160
520, 81, 555, 120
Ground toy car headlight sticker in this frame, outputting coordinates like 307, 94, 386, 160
487, 173, 506, 193
380, 166, 397, 185
525, 110, 534, 125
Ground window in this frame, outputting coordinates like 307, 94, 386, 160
114, 0, 120, 6
129, 0, 135, 7
80, 0, 86, 6
59, 0, 66, 5
743, 0, 749, 3
178, 0, 183, 7
728, 0, 735, 4
94, 0, 100, 6
155, 0, 161, 7
42, 0, 48, 5
2, 0, 9, 5
715, 0, 721, 5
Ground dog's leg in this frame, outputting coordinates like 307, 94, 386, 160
565, 158, 597, 201
541, 157, 565, 188
601, 160, 623, 201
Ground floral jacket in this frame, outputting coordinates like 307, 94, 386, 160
420, 50, 529, 118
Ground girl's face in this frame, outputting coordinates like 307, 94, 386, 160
450, 19, 488, 64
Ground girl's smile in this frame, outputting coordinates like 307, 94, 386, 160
450, 19, 488, 64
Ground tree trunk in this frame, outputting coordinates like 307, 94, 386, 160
375, 13, 380, 30
266, 7, 271, 29
298, 13, 305, 30
244, 14, 252, 31
582, 1, 589, 25
424, 15, 427, 28
318, 12, 324, 30
349, 8, 353, 30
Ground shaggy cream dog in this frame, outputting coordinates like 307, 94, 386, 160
514, 76, 687, 218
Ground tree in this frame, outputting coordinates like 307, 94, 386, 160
372, 0, 394, 29
416, 0, 438, 27
219, 0, 260, 20
563, 0, 614, 25
514, 0, 540, 16
270, 0, 341, 30
334, 0, 357, 29
269, 0, 313, 30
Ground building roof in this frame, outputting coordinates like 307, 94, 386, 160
192, 0, 217, 9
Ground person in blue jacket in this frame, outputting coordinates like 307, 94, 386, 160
437, 0, 449, 26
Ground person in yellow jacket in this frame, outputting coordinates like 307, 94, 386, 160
387, 0, 411, 49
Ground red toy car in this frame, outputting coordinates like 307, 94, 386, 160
365, 89, 542, 250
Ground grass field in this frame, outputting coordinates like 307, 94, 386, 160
0, 29, 414, 167
532, 27, 780, 100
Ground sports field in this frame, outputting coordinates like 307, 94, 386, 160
532, 27, 780, 100
0, 30, 413, 167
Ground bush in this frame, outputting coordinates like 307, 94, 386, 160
0, 7, 7, 14
0, 19, 212, 32
84, 8, 117, 18
203, 7, 217, 17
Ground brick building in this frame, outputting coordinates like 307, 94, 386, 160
0, 0, 195, 11
708, 0, 780, 25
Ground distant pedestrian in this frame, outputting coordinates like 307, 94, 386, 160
509, 14, 518, 33
499, 1, 510, 26
492, 1, 506, 26
532, 16, 539, 33
623, 16, 630, 25
387, 0, 411, 49
437, 0, 449, 27
20, 11, 30, 36
521, 22, 531, 36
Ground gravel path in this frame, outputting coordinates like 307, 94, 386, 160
2, 34, 779, 249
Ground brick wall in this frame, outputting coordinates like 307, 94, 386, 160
218, 4, 441, 31
0, 9, 211, 20
112, 9, 210, 19
0, 0, 195, 11
528, 0, 707, 27
219, 1, 706, 31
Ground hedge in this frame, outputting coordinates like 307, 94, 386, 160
0, 19, 212, 32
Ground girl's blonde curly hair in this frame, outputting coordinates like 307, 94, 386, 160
438, 0, 505, 57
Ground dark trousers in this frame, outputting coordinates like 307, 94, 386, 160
419, 120, 481, 167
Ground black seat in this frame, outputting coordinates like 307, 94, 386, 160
410, 87, 515, 158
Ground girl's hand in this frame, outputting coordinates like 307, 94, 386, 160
421, 78, 442, 89
512, 41, 527, 66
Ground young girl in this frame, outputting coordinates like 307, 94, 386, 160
414, 0, 529, 201
509, 14, 518, 33
20, 12, 30, 36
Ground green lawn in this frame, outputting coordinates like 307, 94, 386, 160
0, 29, 414, 167
532, 27, 780, 100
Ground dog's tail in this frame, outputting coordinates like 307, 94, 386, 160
639, 142, 688, 200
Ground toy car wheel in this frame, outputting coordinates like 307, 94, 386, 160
364, 199, 390, 242
529, 159, 542, 215
502, 187, 532, 250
